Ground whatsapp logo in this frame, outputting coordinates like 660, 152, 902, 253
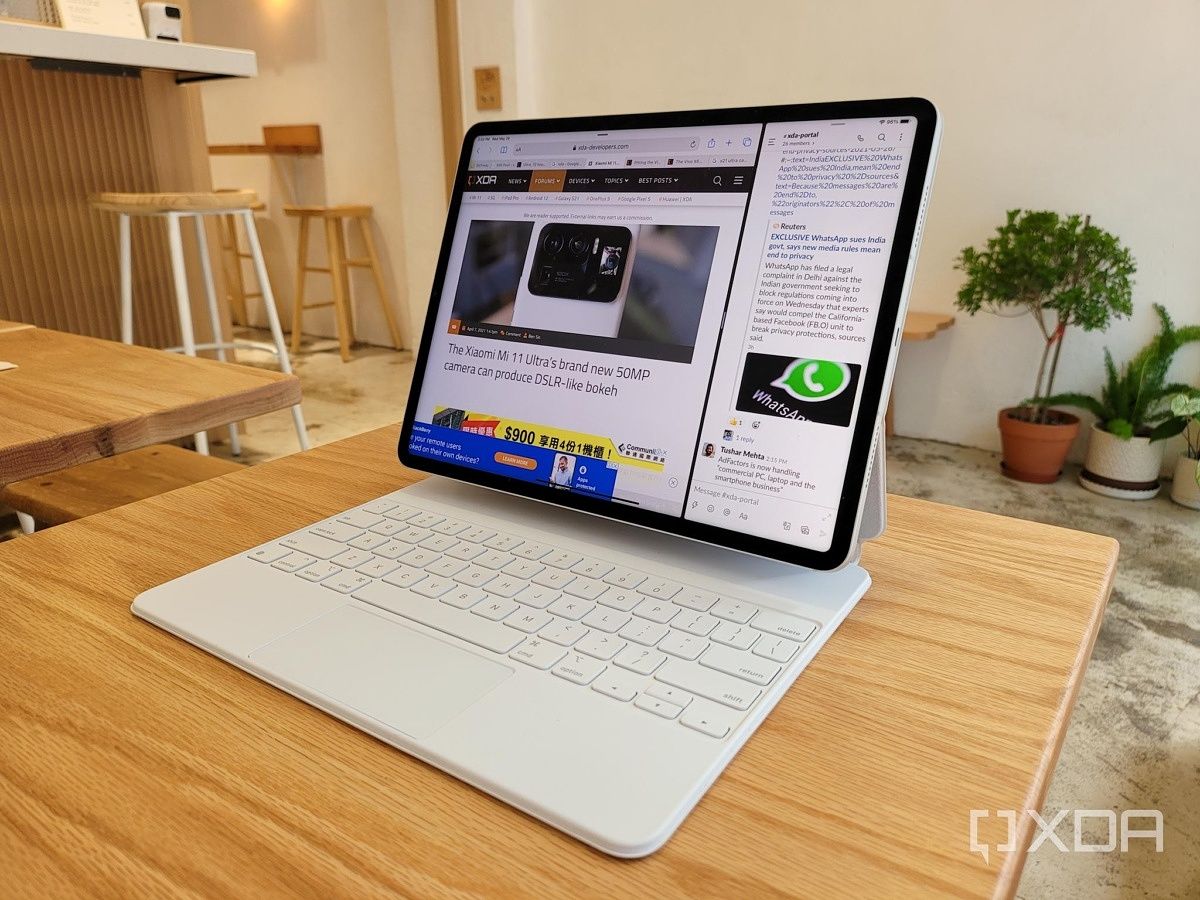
771, 358, 851, 402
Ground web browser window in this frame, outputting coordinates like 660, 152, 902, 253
406, 111, 921, 557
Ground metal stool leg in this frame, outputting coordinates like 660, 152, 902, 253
240, 210, 309, 451
119, 213, 133, 344
16, 512, 35, 535
165, 212, 209, 456
192, 214, 241, 457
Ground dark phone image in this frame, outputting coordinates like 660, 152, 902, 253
527, 223, 632, 302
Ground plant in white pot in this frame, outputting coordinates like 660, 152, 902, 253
1161, 393, 1200, 509
1040, 304, 1200, 500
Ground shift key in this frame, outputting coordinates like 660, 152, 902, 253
655, 659, 760, 711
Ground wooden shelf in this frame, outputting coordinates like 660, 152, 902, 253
0, 19, 256, 82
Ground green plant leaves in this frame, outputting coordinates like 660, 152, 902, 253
1107, 418, 1135, 439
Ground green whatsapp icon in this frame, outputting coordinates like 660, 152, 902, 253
771, 358, 851, 402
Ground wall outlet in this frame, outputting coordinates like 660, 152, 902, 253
474, 66, 502, 111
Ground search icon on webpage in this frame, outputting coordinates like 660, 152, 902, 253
712, 175, 723, 186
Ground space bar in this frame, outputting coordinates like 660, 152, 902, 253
353, 581, 523, 654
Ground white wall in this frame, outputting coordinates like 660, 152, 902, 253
192, 0, 444, 350
454, 0, 1200, 457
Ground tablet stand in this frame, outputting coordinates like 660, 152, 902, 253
842, 429, 887, 568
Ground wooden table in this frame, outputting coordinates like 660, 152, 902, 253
0, 326, 300, 485
0, 426, 1117, 898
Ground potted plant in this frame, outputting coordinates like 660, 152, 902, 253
1040, 305, 1200, 499
1163, 393, 1200, 509
955, 210, 1135, 482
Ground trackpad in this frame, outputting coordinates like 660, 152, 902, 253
249, 604, 512, 740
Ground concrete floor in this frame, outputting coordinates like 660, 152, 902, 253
4, 330, 1196, 896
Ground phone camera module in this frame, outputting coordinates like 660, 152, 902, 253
542, 231, 565, 254
568, 235, 590, 258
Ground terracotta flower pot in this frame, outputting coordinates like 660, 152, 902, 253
1170, 455, 1200, 509
1079, 423, 1164, 500
997, 407, 1080, 483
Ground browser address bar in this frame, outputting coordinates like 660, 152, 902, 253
513, 137, 699, 155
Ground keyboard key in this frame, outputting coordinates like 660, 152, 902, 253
603, 568, 647, 590
634, 694, 683, 720
655, 660, 760, 711
431, 518, 469, 536
295, 561, 341, 582
394, 525, 433, 543
272, 551, 316, 572
399, 547, 440, 568
699, 645, 780, 686
474, 597, 519, 621
540, 620, 588, 646
454, 566, 497, 589
563, 577, 608, 601
675, 589, 718, 612
506, 609, 553, 634
552, 652, 606, 686
248, 545, 289, 564
581, 607, 630, 633
543, 549, 583, 569
336, 509, 384, 530
347, 532, 389, 552
754, 636, 800, 663
361, 498, 398, 515
633, 598, 678, 625
591, 670, 641, 702
638, 578, 682, 600
426, 557, 468, 578
644, 683, 693, 709
614, 646, 666, 676
441, 586, 486, 610
658, 631, 708, 661
571, 557, 613, 579
331, 548, 374, 569
576, 632, 626, 661
418, 534, 458, 553
619, 620, 668, 647
370, 521, 411, 539
445, 541, 486, 561
512, 540, 550, 560
711, 598, 757, 624
502, 558, 544, 580
514, 585, 559, 609
354, 582, 523, 654
382, 566, 427, 589
460, 526, 496, 543
356, 557, 402, 579
484, 533, 523, 552
408, 512, 444, 529
310, 521, 363, 543
548, 596, 594, 621
382, 506, 418, 521
280, 532, 342, 560
673, 611, 718, 637
598, 589, 641, 612
750, 609, 819, 643
372, 540, 409, 559
532, 568, 576, 590
484, 575, 525, 598
510, 638, 565, 670
680, 702, 737, 738
475, 550, 514, 570
324, 572, 372, 594
710, 621, 758, 650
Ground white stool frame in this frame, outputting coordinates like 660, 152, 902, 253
117, 207, 309, 454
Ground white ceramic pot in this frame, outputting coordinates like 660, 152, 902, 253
1079, 423, 1164, 500
1170, 455, 1200, 509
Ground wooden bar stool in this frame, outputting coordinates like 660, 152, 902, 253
215, 191, 268, 327
92, 190, 309, 454
283, 204, 404, 362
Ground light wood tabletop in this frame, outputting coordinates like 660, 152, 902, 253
0, 326, 300, 485
903, 310, 956, 341
0, 318, 36, 334
0, 426, 1117, 899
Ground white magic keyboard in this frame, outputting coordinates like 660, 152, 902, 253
247, 496, 821, 740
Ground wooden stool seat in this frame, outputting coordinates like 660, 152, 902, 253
283, 203, 404, 361
1, 444, 241, 528
91, 190, 260, 215
283, 204, 372, 219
